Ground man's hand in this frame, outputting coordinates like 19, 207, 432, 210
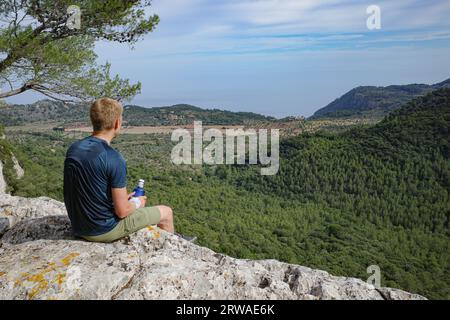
127, 192, 147, 208
137, 196, 147, 208
129, 195, 147, 209
112, 187, 145, 219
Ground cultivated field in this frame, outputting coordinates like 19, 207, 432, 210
4, 118, 379, 137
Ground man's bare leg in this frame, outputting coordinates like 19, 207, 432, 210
156, 205, 175, 233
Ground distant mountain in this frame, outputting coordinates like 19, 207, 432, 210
123, 104, 275, 126
0, 100, 88, 126
311, 78, 450, 119
0, 100, 275, 127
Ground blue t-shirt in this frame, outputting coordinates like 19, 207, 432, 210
64, 136, 127, 237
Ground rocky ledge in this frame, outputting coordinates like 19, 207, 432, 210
0, 194, 426, 300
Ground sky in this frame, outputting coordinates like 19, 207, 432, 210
6, 0, 450, 117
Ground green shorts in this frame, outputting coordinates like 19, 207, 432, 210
83, 206, 161, 243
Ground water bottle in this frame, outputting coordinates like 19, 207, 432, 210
133, 179, 145, 197
129, 179, 145, 209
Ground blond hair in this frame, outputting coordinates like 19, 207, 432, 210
90, 98, 123, 132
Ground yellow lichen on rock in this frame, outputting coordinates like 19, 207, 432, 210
147, 226, 161, 239
27, 275, 49, 300
56, 272, 66, 285
61, 252, 80, 266
13, 252, 80, 300
2, 208, 13, 216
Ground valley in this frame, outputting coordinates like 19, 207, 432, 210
1, 89, 449, 299
5, 118, 377, 137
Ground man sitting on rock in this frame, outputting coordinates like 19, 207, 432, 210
63, 98, 193, 243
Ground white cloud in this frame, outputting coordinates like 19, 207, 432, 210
223, 0, 325, 25
130, 0, 448, 59
150, 0, 450, 32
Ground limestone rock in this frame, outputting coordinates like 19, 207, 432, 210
0, 194, 67, 237
11, 155, 24, 179
0, 162, 6, 195
0, 194, 427, 300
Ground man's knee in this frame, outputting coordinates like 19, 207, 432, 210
157, 205, 173, 223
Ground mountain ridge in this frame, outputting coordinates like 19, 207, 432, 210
311, 78, 450, 119
0, 100, 275, 127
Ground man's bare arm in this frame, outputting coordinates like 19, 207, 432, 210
112, 187, 147, 219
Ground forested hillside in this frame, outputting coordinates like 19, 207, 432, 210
230, 89, 450, 232
215, 89, 450, 298
123, 104, 274, 126
311, 78, 450, 119
0, 100, 88, 126
0, 100, 274, 127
